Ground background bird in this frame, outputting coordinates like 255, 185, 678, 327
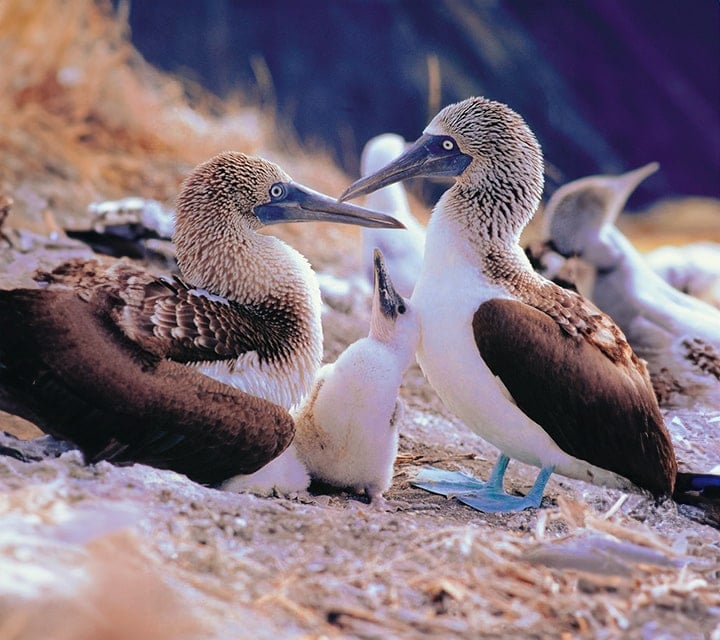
360, 133, 426, 298
534, 163, 720, 406
644, 241, 720, 310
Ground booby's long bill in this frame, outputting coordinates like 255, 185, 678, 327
340, 134, 472, 202
255, 182, 405, 229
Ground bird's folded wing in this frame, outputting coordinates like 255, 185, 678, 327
0, 287, 294, 484
122, 276, 299, 365
472, 298, 676, 497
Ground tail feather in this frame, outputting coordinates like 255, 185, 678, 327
674, 472, 720, 500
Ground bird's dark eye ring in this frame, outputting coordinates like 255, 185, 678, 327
398, 304, 406, 314
269, 183, 286, 200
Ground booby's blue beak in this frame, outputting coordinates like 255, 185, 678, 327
254, 182, 405, 229
373, 248, 405, 320
339, 134, 472, 202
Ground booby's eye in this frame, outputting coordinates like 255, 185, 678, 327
269, 183, 286, 200
398, 304, 406, 314
429, 136, 458, 154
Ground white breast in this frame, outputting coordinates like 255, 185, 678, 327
412, 217, 633, 488
194, 350, 317, 412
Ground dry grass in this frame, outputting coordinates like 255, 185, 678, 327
0, 0, 271, 230
0, 0, 378, 272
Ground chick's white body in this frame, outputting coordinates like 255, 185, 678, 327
294, 303, 419, 501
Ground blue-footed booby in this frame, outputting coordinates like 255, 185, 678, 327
341, 97, 719, 512
0, 152, 403, 485
292, 248, 419, 504
360, 134, 426, 298
531, 164, 720, 406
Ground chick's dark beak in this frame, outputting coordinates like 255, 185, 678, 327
373, 248, 405, 320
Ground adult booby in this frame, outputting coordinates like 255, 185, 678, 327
0, 152, 403, 485
293, 248, 419, 503
360, 134, 425, 298
534, 164, 720, 406
341, 97, 717, 512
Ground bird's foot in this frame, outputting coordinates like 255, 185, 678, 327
457, 491, 542, 513
411, 463, 554, 513
411, 467, 490, 498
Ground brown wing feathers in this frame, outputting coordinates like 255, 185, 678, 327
124, 276, 300, 364
0, 285, 294, 485
473, 298, 677, 498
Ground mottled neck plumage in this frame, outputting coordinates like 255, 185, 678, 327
436, 168, 543, 291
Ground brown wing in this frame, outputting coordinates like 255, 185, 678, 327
0, 288, 294, 484
473, 298, 677, 497
121, 276, 300, 364
37, 258, 300, 365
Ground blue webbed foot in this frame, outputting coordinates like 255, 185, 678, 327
411, 467, 489, 497
411, 455, 554, 513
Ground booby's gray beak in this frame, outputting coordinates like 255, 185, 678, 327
373, 248, 405, 320
340, 133, 472, 202
254, 183, 405, 229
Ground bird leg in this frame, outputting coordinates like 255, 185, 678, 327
411, 454, 555, 513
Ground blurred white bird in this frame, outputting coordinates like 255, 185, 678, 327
537, 162, 720, 406
645, 242, 720, 310
360, 133, 425, 298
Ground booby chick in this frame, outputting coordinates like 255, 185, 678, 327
0, 152, 403, 485
341, 97, 719, 512
292, 248, 419, 504
536, 164, 720, 406
360, 134, 426, 297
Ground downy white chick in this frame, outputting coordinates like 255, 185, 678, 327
293, 248, 420, 503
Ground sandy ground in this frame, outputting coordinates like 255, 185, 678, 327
1, 231, 719, 640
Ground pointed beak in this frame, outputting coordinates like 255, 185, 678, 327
254, 183, 405, 229
617, 162, 660, 196
340, 134, 472, 202
604, 161, 660, 225
373, 248, 405, 320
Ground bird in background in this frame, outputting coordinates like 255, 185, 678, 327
341, 96, 719, 513
291, 248, 419, 506
644, 241, 720, 310
359, 133, 426, 298
531, 163, 720, 407
0, 152, 403, 485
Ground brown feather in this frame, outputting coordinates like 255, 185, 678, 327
0, 285, 294, 485
473, 298, 677, 497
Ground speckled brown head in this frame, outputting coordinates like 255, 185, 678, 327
341, 97, 545, 239
174, 151, 404, 293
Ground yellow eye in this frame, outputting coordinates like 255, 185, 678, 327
442, 139, 455, 151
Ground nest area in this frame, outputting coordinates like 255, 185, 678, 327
0, 2, 718, 639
